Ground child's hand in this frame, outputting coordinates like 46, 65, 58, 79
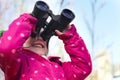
55, 25, 71, 36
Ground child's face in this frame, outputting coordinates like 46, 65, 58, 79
23, 36, 48, 56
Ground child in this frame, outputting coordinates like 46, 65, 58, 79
0, 13, 92, 80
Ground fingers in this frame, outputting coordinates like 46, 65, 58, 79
55, 30, 63, 36
55, 25, 72, 36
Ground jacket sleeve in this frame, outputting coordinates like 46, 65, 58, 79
59, 24, 92, 80
0, 13, 37, 71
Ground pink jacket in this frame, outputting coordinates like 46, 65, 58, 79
0, 13, 92, 80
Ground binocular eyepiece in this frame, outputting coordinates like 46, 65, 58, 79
31, 1, 75, 41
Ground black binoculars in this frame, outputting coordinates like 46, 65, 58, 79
31, 1, 75, 41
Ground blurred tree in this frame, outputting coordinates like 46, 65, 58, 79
0, 0, 9, 29
83, 0, 106, 55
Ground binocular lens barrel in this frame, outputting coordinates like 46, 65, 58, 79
62, 9, 75, 19
36, 1, 49, 11
60, 9, 75, 25
32, 1, 49, 19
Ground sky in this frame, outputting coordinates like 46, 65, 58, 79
80, 0, 120, 64
67, 0, 120, 64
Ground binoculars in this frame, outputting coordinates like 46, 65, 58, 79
31, 1, 75, 41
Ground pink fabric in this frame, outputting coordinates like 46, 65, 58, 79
0, 13, 92, 80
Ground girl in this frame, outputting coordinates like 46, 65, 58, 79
0, 13, 92, 80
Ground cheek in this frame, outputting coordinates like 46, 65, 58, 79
23, 42, 31, 47
23, 43, 28, 47
23, 37, 35, 47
